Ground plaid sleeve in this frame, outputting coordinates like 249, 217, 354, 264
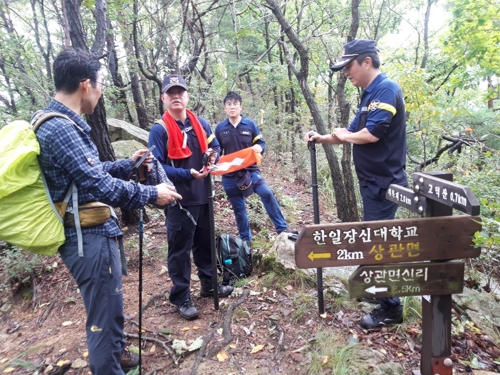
42, 117, 157, 208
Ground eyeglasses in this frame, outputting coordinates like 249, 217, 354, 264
80, 78, 111, 92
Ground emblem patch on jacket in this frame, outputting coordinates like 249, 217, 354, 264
369, 100, 380, 111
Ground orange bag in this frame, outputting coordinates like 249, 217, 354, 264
212, 147, 262, 175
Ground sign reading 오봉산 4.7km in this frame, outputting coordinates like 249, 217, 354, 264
294, 215, 481, 269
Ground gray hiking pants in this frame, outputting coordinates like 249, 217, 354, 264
59, 234, 126, 375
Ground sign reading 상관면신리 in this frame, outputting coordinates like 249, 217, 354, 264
348, 261, 465, 299
294, 215, 481, 269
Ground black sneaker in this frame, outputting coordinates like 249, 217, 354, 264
360, 304, 403, 329
200, 278, 234, 297
120, 348, 139, 372
177, 299, 199, 320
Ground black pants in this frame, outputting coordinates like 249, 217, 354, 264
360, 183, 402, 308
166, 203, 213, 305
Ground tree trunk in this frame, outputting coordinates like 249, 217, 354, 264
31, 0, 54, 97
117, 17, 150, 128
420, 0, 433, 69
64, 0, 115, 162
335, 0, 361, 222
106, 18, 134, 124
265, 0, 354, 222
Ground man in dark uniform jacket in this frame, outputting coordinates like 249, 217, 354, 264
307, 39, 408, 329
215, 91, 297, 245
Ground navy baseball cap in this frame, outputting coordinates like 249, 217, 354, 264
162, 74, 188, 93
330, 39, 379, 72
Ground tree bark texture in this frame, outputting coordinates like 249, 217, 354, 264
64, 0, 115, 162
106, 19, 134, 124
265, 0, 353, 222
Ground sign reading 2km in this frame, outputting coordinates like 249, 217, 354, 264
294, 216, 480, 269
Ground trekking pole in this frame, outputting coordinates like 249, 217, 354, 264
128, 149, 154, 375
308, 134, 325, 315
138, 206, 144, 374
204, 152, 219, 310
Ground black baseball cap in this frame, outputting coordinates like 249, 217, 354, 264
161, 74, 188, 93
330, 39, 379, 72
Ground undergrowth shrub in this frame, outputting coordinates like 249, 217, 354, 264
0, 245, 44, 293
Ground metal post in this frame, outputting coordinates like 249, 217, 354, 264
308, 139, 324, 315
206, 173, 219, 310
138, 207, 144, 374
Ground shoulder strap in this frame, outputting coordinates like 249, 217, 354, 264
32, 110, 85, 256
156, 118, 167, 129
32, 111, 83, 133
155, 119, 194, 167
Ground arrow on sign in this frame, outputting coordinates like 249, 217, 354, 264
365, 286, 388, 295
307, 251, 332, 261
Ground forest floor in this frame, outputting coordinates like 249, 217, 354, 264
1, 156, 500, 375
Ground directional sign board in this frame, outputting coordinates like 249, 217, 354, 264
386, 184, 427, 215
413, 172, 480, 215
294, 216, 481, 269
348, 261, 464, 298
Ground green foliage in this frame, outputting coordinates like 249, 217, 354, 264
0, 246, 44, 292
443, 0, 500, 95
0, 346, 43, 373
401, 296, 422, 322
291, 294, 315, 323
307, 330, 367, 375
259, 269, 316, 291
457, 160, 500, 289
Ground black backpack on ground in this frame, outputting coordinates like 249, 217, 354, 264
216, 234, 252, 286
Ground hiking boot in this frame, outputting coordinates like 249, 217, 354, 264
280, 228, 299, 235
200, 278, 234, 298
360, 303, 403, 329
357, 297, 380, 304
176, 299, 199, 320
120, 348, 139, 372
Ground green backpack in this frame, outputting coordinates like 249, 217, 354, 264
0, 114, 72, 255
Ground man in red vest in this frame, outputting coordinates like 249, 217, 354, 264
148, 75, 233, 321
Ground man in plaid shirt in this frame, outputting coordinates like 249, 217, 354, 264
36, 48, 180, 374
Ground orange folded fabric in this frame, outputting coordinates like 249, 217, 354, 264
211, 147, 262, 175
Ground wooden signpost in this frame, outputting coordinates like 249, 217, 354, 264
348, 261, 464, 299
412, 172, 480, 215
295, 216, 480, 268
294, 171, 481, 375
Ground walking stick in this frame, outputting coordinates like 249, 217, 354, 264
138, 206, 144, 374
128, 147, 155, 375
203, 152, 219, 310
308, 135, 325, 315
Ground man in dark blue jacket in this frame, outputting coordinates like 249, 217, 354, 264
148, 75, 233, 321
308, 39, 408, 329
215, 92, 296, 245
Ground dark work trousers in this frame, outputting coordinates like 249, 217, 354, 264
222, 171, 288, 242
360, 183, 403, 308
166, 203, 213, 306
59, 234, 126, 375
